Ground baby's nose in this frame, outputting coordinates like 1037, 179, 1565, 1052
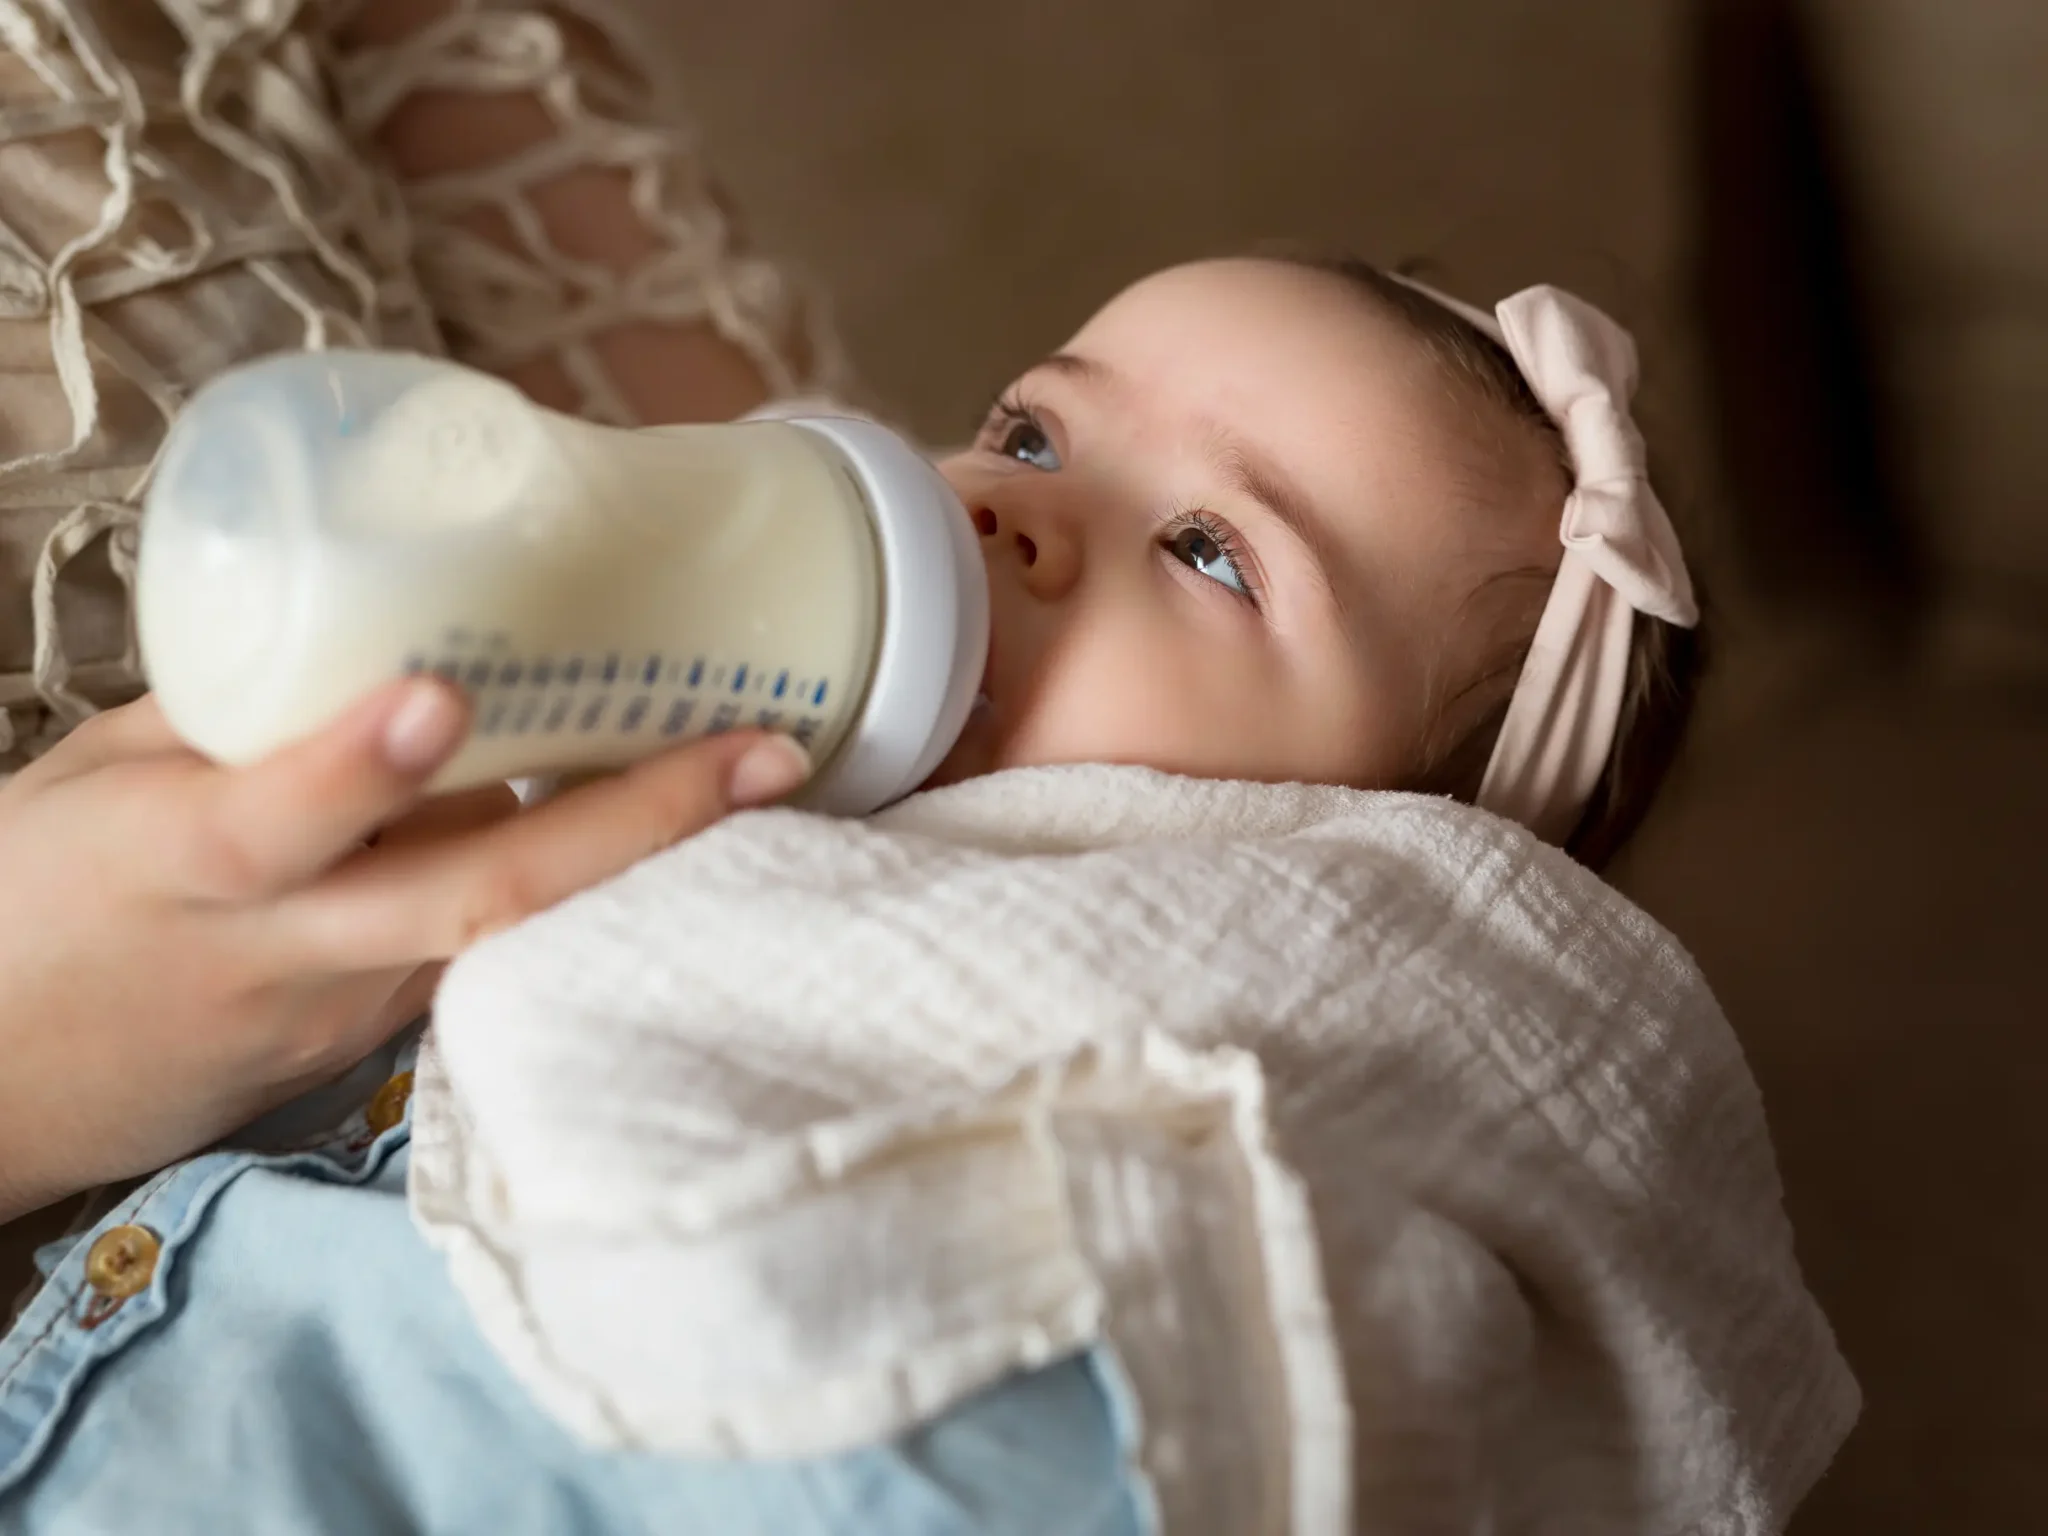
970, 505, 1028, 562
971, 503, 1073, 599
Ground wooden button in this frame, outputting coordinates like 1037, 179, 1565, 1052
365, 1070, 415, 1138
83, 1224, 160, 1301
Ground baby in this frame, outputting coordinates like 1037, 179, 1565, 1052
922, 254, 1699, 863
0, 257, 1850, 1536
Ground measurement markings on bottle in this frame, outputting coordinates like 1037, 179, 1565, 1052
423, 646, 835, 745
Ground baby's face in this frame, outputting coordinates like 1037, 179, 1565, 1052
924, 258, 1562, 794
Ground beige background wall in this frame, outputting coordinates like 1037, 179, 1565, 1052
652, 1, 1704, 461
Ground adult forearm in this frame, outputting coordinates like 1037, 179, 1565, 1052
336, 0, 782, 425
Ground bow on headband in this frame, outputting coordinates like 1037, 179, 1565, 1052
1390, 277, 1700, 846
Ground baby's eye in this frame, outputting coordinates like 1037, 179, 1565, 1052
1163, 515, 1253, 600
991, 408, 1061, 471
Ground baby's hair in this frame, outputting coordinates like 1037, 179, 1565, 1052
1279, 251, 1708, 869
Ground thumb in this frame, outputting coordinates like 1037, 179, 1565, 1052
180, 679, 471, 900
283, 728, 811, 969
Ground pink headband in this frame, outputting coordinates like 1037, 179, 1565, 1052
1389, 276, 1699, 846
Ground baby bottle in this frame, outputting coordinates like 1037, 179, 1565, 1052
135, 351, 988, 816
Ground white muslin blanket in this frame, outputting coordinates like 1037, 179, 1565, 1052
410, 765, 1858, 1534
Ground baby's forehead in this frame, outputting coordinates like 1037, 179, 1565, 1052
1062, 259, 1529, 523
1066, 258, 1429, 394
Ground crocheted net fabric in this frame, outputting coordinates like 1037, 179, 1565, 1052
0, 0, 841, 767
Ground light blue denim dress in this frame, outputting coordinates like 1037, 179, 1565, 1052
0, 1034, 1147, 1535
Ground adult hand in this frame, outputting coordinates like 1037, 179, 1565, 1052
0, 680, 808, 1221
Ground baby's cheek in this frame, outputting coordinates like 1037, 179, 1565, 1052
1004, 657, 1260, 778
1291, 656, 1424, 791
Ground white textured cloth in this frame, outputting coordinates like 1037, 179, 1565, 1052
411, 765, 1858, 1535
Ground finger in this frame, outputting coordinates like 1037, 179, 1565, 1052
370, 783, 521, 852
282, 730, 811, 967
173, 678, 472, 901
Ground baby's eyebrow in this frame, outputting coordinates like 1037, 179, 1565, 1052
1031, 351, 1110, 386
1207, 432, 1349, 617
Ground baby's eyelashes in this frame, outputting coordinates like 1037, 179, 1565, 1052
1158, 510, 1258, 603
982, 392, 1062, 471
